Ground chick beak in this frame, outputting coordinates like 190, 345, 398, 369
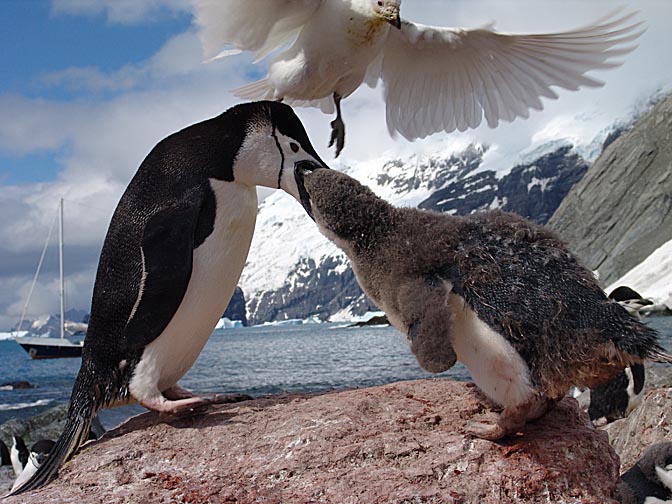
294, 160, 324, 221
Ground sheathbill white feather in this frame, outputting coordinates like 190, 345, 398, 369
192, 0, 644, 154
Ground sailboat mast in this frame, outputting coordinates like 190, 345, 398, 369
59, 198, 65, 340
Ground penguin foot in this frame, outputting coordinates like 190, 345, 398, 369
328, 117, 345, 158
466, 403, 530, 441
162, 384, 195, 400
141, 395, 213, 416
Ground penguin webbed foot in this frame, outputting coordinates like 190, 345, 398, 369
465, 402, 531, 441
141, 395, 213, 417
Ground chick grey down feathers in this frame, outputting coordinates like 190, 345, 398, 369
291, 167, 672, 439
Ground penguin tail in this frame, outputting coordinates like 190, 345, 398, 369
6, 374, 98, 497
648, 346, 672, 364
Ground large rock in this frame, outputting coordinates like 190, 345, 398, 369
6, 380, 621, 504
548, 94, 672, 285
603, 387, 672, 471
0, 403, 68, 448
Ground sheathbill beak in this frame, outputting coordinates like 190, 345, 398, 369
384, 9, 401, 29
294, 160, 326, 221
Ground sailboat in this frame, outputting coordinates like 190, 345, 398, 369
14, 199, 85, 359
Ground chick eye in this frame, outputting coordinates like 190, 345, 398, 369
290, 142, 300, 153
377, 1, 383, 6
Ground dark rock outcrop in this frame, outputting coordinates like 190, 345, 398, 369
419, 144, 588, 225
548, 93, 672, 285
0, 403, 68, 449
247, 256, 378, 324
222, 286, 248, 326
5, 380, 621, 504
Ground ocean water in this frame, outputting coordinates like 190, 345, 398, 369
0, 323, 469, 429
1, 317, 671, 431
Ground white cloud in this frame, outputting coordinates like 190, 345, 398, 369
0, 0, 670, 329
51, 0, 191, 24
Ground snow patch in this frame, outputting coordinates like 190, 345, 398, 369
606, 238, 672, 304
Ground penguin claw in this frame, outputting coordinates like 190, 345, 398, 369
328, 118, 345, 158
464, 419, 509, 441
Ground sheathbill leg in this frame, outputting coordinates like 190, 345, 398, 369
328, 93, 346, 158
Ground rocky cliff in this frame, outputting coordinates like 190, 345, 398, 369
222, 286, 248, 326
548, 93, 672, 285
4, 380, 621, 504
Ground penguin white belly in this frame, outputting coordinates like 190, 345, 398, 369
447, 294, 535, 408
129, 180, 257, 400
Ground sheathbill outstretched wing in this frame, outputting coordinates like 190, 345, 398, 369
378, 11, 645, 140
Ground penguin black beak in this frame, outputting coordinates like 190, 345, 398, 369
294, 160, 323, 221
391, 15, 401, 29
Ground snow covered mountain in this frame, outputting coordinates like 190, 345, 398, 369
240, 141, 591, 325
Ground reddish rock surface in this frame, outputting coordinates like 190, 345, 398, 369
5, 379, 621, 504
603, 387, 672, 471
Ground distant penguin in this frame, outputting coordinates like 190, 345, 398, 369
619, 442, 672, 504
609, 286, 654, 319
290, 167, 672, 440
9, 101, 327, 496
0, 440, 10, 466
9, 436, 28, 478
584, 286, 653, 423
10, 440, 56, 493
588, 363, 645, 423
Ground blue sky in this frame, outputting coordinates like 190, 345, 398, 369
0, 1, 192, 183
0, 0, 670, 330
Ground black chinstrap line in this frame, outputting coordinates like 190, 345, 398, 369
271, 125, 285, 189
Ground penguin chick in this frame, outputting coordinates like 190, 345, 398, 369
619, 442, 672, 504
10, 440, 55, 493
9, 101, 327, 496
291, 167, 672, 441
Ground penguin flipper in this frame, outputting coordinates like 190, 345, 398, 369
399, 278, 457, 374
122, 195, 202, 349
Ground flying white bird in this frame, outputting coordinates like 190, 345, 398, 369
193, 0, 644, 157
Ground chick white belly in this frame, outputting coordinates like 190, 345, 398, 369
129, 180, 257, 400
447, 294, 535, 408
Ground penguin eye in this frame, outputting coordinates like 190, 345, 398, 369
289, 142, 300, 153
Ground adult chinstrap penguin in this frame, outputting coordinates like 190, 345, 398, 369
291, 167, 672, 440
9, 436, 27, 478
10, 440, 56, 493
619, 442, 672, 504
9, 101, 327, 496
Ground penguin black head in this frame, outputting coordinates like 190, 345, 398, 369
0, 439, 10, 466
293, 166, 396, 247
30, 439, 55, 465
228, 101, 329, 198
